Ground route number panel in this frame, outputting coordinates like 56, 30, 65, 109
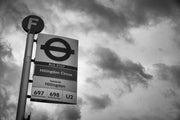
31, 87, 77, 104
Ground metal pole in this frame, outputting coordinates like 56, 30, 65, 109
16, 33, 34, 120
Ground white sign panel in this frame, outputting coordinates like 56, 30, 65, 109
31, 33, 78, 104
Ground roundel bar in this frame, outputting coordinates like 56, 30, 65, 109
41, 38, 75, 61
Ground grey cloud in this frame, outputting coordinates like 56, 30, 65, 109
59, 0, 127, 33
141, 116, 168, 120
118, 117, 139, 120
0, 42, 12, 78
174, 102, 180, 120
126, 0, 180, 22
91, 47, 152, 90
26, 103, 53, 120
174, 37, 180, 49
1, 0, 179, 39
86, 77, 101, 88
8, 0, 179, 43
119, 115, 172, 120
28, 105, 81, 120
31, 110, 51, 120
85, 94, 112, 110
0, 0, 30, 33
155, 63, 180, 88
77, 97, 86, 107
163, 88, 177, 98
0, 41, 12, 57
0, 42, 21, 86
0, 42, 20, 120
173, 25, 180, 49
58, 106, 81, 120
0, 87, 16, 120
58, 0, 180, 36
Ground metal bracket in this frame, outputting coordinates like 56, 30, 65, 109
33, 39, 37, 42
29, 79, 33, 83
31, 59, 35, 63
27, 95, 31, 98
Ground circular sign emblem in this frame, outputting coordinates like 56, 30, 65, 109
22, 15, 44, 34
41, 38, 75, 61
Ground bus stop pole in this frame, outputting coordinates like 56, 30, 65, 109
16, 33, 34, 120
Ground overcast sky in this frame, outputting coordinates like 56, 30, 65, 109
1, 0, 180, 120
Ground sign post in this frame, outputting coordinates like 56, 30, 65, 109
16, 15, 44, 120
31, 34, 78, 104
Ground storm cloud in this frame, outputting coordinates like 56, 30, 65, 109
0, 42, 12, 79
58, 0, 180, 35
57, 106, 81, 120
117, 101, 179, 120
174, 101, 180, 120
0, 0, 180, 120
31, 111, 51, 120
28, 104, 81, 120
0, 87, 16, 120
0, 40, 20, 120
155, 63, 180, 88
1, 0, 180, 39
0, 0, 29, 34
90, 47, 152, 90
0, 41, 20, 86
85, 94, 112, 110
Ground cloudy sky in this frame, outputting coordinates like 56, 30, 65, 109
1, 0, 180, 120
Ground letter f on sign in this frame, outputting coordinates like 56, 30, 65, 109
27, 18, 39, 29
